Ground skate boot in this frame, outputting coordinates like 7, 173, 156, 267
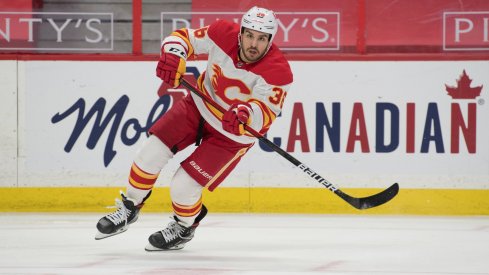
145, 204, 207, 251
95, 191, 142, 240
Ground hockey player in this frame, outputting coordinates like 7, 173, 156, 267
95, 6, 293, 251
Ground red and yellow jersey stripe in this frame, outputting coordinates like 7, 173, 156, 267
128, 163, 159, 190
172, 197, 203, 217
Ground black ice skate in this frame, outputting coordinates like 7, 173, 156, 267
145, 204, 207, 251
95, 192, 142, 240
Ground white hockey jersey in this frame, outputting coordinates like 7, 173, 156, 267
162, 19, 293, 144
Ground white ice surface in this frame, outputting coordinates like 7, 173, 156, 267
0, 213, 488, 275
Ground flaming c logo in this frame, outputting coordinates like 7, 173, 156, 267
211, 64, 252, 105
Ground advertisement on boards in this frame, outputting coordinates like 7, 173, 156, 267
15, 60, 489, 189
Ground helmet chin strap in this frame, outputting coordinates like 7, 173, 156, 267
237, 32, 246, 63
237, 32, 241, 49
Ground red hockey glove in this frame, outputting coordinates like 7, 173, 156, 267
222, 103, 252, 136
156, 52, 186, 88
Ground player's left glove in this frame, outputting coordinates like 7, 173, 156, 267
222, 103, 252, 136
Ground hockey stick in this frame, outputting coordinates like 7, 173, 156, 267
180, 78, 399, 210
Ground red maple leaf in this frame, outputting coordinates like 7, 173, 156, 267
445, 70, 483, 99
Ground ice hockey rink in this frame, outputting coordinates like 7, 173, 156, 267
1, 213, 488, 275
2, 1, 489, 275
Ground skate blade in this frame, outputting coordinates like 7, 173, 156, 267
94, 227, 128, 240
144, 243, 185, 252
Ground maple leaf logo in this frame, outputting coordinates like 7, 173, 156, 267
445, 70, 483, 99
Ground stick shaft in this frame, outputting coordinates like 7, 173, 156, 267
180, 78, 399, 210
180, 78, 340, 192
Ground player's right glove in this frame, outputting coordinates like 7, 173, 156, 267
156, 51, 186, 88
222, 103, 252, 136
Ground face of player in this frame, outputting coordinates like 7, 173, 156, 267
239, 28, 271, 63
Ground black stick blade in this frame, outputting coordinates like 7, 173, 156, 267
336, 183, 399, 210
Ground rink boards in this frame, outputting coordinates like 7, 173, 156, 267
0, 60, 488, 215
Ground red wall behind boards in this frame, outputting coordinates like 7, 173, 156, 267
191, 0, 489, 53
0, 0, 33, 43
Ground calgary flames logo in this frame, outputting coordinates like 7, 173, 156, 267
211, 64, 252, 105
